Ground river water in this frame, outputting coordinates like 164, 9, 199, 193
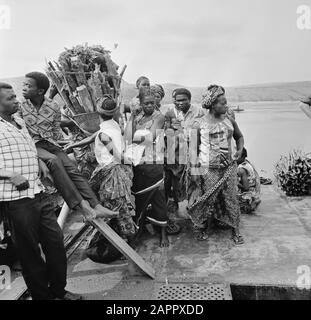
234, 101, 311, 176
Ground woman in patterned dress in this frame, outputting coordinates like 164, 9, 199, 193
186, 85, 245, 244
150, 84, 165, 112
88, 95, 137, 240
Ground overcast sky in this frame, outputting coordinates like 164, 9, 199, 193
0, 0, 310, 86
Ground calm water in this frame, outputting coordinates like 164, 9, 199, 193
233, 101, 311, 176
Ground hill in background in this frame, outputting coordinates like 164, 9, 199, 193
1, 76, 311, 104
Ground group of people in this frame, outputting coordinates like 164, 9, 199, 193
0, 72, 261, 300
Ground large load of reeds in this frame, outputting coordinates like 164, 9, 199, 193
275, 150, 311, 196
46, 44, 126, 134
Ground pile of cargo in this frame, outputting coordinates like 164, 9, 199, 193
46, 44, 126, 133
275, 150, 311, 196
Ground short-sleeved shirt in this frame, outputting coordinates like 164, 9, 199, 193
19, 97, 63, 146
0, 115, 43, 202
165, 104, 205, 131
164, 105, 204, 165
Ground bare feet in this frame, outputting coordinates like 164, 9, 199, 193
93, 204, 119, 219
232, 228, 244, 245
159, 227, 169, 248
78, 199, 96, 221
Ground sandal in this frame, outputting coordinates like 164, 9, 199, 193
232, 233, 244, 245
166, 220, 181, 235
194, 230, 209, 241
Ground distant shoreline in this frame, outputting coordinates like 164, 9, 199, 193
163, 101, 300, 108
239, 100, 300, 105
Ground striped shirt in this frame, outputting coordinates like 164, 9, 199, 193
0, 115, 43, 201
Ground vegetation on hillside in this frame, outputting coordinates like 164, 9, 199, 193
2, 76, 311, 104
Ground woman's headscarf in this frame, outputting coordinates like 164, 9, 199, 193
96, 95, 118, 116
202, 84, 225, 109
151, 84, 165, 99
138, 87, 155, 103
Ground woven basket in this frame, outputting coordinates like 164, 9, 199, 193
73, 112, 100, 134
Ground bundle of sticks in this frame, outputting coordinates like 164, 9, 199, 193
275, 150, 311, 196
46, 44, 126, 133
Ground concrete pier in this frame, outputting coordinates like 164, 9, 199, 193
63, 185, 311, 299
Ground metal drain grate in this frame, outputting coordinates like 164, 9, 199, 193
156, 283, 232, 300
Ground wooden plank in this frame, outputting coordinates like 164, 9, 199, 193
57, 203, 70, 230
89, 219, 155, 279
46, 68, 78, 115
0, 223, 91, 300
0, 277, 27, 301
70, 56, 87, 87
69, 94, 85, 114
66, 226, 94, 259
77, 85, 95, 113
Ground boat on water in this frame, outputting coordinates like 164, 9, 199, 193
232, 105, 244, 112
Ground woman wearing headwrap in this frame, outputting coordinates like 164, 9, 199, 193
88, 95, 137, 240
207, 85, 236, 120
185, 85, 245, 244
151, 84, 165, 112
125, 88, 170, 247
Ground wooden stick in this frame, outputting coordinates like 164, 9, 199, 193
76, 85, 95, 113
57, 203, 70, 230
117, 64, 127, 89
47, 68, 77, 115
89, 219, 155, 279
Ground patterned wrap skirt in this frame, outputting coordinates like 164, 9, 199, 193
186, 162, 241, 229
89, 163, 137, 237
